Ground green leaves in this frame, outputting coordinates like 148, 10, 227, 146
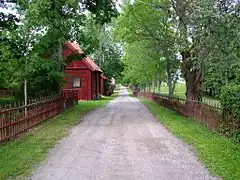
83, 0, 118, 24
77, 15, 124, 81
115, 0, 177, 90
221, 85, 240, 117
0, 0, 118, 97
220, 85, 240, 140
116, 0, 240, 99
200, 0, 240, 97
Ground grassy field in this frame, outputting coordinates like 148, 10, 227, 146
154, 83, 221, 106
155, 83, 186, 96
140, 98, 240, 180
0, 96, 116, 180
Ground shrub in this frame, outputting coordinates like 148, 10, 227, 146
104, 80, 115, 96
220, 85, 240, 140
0, 97, 16, 108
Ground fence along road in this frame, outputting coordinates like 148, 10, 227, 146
32, 87, 218, 180
0, 90, 77, 143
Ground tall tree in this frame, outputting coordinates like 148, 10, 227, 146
171, 0, 240, 100
115, 0, 178, 96
0, 1, 20, 89
78, 16, 124, 82
117, 0, 240, 100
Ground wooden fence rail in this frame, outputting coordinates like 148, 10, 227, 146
136, 92, 223, 129
0, 90, 78, 143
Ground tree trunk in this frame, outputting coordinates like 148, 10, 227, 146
172, 76, 178, 96
24, 80, 27, 117
181, 51, 203, 101
167, 78, 174, 97
158, 79, 161, 93
147, 81, 151, 92
185, 72, 202, 100
152, 78, 156, 93
166, 60, 174, 97
57, 44, 63, 94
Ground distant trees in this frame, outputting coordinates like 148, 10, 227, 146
115, 1, 178, 96
79, 16, 124, 83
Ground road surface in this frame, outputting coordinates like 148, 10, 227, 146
32, 88, 217, 180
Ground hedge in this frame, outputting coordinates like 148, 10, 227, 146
220, 85, 240, 141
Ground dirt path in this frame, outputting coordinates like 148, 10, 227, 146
32, 88, 217, 180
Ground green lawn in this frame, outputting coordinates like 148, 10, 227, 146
140, 98, 240, 180
0, 96, 115, 180
153, 83, 221, 106
154, 83, 186, 96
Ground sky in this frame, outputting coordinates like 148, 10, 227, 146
0, 2, 17, 15
116, 0, 124, 12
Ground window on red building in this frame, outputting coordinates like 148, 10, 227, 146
72, 77, 81, 88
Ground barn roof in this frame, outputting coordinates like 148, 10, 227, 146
84, 56, 102, 72
65, 41, 102, 72
101, 74, 107, 79
65, 41, 85, 55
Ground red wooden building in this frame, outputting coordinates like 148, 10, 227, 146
100, 74, 107, 95
63, 41, 105, 100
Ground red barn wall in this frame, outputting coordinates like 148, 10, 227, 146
97, 73, 101, 96
63, 42, 102, 100
101, 78, 104, 95
91, 72, 102, 99
63, 69, 92, 100
91, 72, 96, 99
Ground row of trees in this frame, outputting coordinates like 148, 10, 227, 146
0, 0, 123, 99
115, 0, 240, 100
79, 16, 124, 83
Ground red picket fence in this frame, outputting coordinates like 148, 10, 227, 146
62, 89, 78, 109
136, 92, 223, 129
0, 90, 78, 143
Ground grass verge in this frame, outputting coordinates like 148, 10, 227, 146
0, 96, 115, 180
140, 98, 240, 180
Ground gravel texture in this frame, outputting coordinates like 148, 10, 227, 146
31, 88, 218, 180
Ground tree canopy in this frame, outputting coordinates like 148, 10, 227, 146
0, 0, 119, 97
1, 0, 240, 101
115, 0, 240, 100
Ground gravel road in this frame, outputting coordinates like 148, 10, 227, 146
32, 88, 218, 180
